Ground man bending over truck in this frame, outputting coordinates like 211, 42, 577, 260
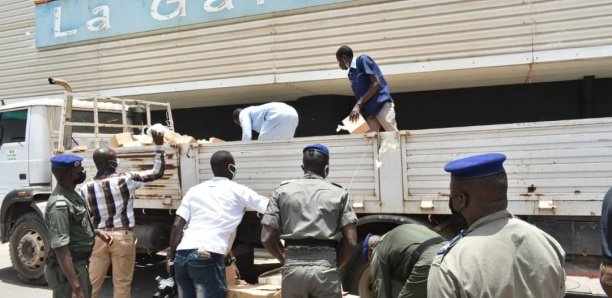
168, 150, 269, 297
363, 224, 446, 298
80, 129, 165, 298
261, 143, 358, 298
233, 102, 299, 141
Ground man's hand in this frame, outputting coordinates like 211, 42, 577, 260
71, 282, 85, 298
349, 103, 361, 122
96, 230, 113, 246
166, 258, 174, 275
151, 129, 165, 145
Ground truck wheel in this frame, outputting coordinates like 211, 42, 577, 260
344, 244, 373, 298
9, 213, 49, 285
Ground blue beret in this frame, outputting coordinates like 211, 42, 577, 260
50, 154, 83, 168
362, 233, 373, 261
303, 143, 329, 157
444, 153, 506, 178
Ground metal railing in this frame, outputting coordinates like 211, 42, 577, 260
50, 78, 174, 151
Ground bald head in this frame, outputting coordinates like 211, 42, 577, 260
366, 234, 381, 261
302, 149, 329, 177
211, 150, 235, 179
93, 147, 117, 172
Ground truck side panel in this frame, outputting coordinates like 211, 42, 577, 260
194, 134, 380, 204
191, 117, 611, 218
403, 117, 612, 216
74, 146, 183, 209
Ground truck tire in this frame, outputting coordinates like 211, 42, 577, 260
9, 212, 50, 285
344, 242, 373, 297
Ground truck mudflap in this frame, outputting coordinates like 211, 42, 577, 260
0, 186, 51, 243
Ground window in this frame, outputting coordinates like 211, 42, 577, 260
0, 109, 27, 146
71, 110, 124, 134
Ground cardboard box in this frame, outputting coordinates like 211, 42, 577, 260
341, 114, 370, 134
258, 268, 281, 286
169, 135, 197, 145
122, 141, 143, 148
209, 137, 225, 143
110, 132, 134, 147
227, 284, 281, 298
70, 145, 88, 152
132, 134, 154, 145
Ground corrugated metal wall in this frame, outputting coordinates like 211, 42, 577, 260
1, 0, 612, 100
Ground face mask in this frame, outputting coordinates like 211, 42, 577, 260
75, 171, 87, 184
109, 159, 120, 170
344, 58, 350, 69
228, 164, 237, 179
324, 165, 329, 178
449, 194, 467, 222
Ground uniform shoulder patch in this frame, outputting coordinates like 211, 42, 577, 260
278, 180, 295, 186
55, 201, 67, 207
331, 182, 345, 189
437, 230, 466, 256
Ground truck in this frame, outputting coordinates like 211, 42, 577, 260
0, 78, 606, 297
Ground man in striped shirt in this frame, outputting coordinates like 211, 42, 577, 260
80, 130, 165, 298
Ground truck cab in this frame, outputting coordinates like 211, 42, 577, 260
0, 98, 137, 284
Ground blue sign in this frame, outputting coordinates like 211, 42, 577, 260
35, 0, 351, 48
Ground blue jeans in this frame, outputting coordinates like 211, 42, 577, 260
174, 249, 226, 298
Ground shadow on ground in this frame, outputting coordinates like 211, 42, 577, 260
0, 267, 49, 289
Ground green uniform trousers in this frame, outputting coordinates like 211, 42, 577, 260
44, 261, 92, 298
282, 265, 342, 298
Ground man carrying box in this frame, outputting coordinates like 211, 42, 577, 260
336, 45, 398, 133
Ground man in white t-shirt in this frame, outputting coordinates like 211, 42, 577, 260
167, 150, 269, 297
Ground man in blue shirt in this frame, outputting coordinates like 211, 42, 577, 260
336, 45, 398, 132
233, 102, 299, 141
601, 189, 612, 295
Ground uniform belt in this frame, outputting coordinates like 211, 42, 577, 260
101, 227, 133, 232
405, 237, 445, 275
285, 239, 337, 248
71, 251, 92, 262
46, 250, 91, 264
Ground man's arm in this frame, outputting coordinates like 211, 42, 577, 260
239, 111, 252, 141
167, 215, 187, 262
349, 56, 383, 122
54, 246, 85, 298
337, 223, 358, 269
261, 224, 284, 264
130, 130, 166, 184
370, 251, 393, 298
349, 74, 381, 122
426, 260, 461, 298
